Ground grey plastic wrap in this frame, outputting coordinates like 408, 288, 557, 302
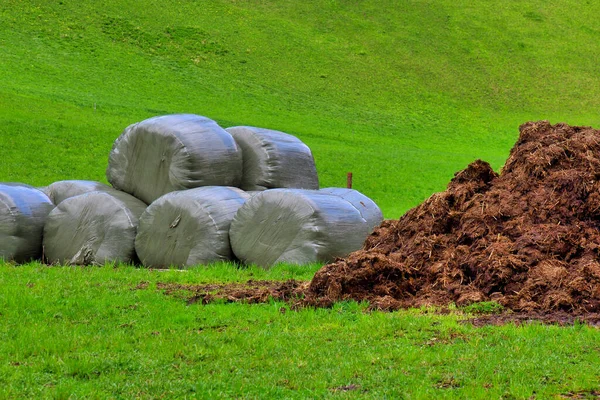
319, 188, 383, 232
107, 114, 243, 204
43, 191, 147, 265
229, 189, 371, 268
225, 126, 319, 191
42, 180, 148, 207
0, 183, 54, 263
135, 186, 250, 268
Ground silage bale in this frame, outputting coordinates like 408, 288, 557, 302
43, 191, 147, 265
107, 114, 242, 204
229, 189, 372, 268
42, 180, 148, 206
225, 126, 319, 191
319, 187, 383, 232
135, 186, 250, 268
0, 183, 54, 263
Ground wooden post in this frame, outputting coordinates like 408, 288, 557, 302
347, 172, 353, 189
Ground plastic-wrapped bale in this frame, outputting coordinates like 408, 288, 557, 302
107, 114, 242, 204
0, 183, 54, 263
135, 186, 250, 268
319, 188, 383, 232
42, 180, 148, 206
43, 191, 147, 265
229, 189, 372, 268
225, 126, 319, 191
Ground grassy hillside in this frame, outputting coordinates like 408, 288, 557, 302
2, 0, 600, 217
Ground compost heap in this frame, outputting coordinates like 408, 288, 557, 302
304, 121, 600, 314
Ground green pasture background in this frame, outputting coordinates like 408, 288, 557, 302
2, 0, 599, 218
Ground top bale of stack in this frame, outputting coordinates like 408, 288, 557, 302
106, 114, 243, 204
226, 126, 319, 191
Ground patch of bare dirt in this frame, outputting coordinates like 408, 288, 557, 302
155, 279, 308, 305
464, 311, 600, 327
559, 389, 600, 399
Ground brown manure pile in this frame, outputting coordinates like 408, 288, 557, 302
304, 121, 600, 314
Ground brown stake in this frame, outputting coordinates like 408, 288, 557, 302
347, 172, 353, 189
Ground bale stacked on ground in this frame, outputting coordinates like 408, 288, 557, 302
42, 180, 148, 206
0, 183, 54, 263
319, 188, 383, 232
135, 186, 250, 268
43, 191, 147, 265
304, 121, 600, 314
229, 189, 379, 267
107, 114, 242, 204
226, 126, 319, 191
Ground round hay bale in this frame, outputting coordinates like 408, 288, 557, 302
42, 180, 110, 205
135, 186, 250, 268
107, 114, 242, 204
229, 189, 371, 268
43, 191, 147, 265
42, 180, 148, 208
319, 187, 383, 232
225, 126, 319, 191
0, 183, 54, 263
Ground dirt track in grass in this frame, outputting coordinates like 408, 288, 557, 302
150, 280, 600, 326
154, 280, 308, 306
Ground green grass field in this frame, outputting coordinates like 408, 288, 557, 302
2, 263, 600, 399
2, 0, 600, 397
3, 0, 600, 217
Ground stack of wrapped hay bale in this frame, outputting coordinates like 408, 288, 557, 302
0, 114, 382, 268
0, 183, 54, 263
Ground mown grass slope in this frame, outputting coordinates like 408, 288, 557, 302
2, 263, 600, 398
2, 0, 600, 217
